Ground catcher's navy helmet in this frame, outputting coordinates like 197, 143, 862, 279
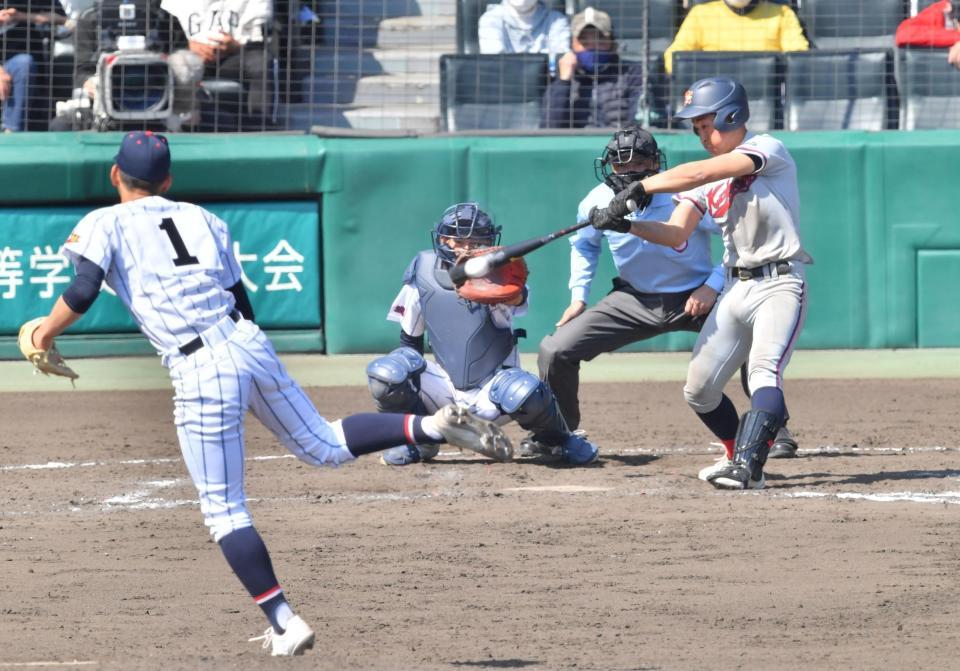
674, 77, 750, 132
432, 202, 501, 264
594, 124, 666, 193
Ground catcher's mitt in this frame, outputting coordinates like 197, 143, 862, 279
18, 317, 79, 382
454, 247, 528, 305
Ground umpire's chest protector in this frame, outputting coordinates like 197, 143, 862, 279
408, 251, 515, 390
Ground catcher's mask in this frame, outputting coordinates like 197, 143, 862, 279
594, 124, 666, 195
432, 202, 501, 265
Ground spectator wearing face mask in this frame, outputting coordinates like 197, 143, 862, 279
896, 0, 960, 70
663, 0, 808, 75
478, 0, 571, 55
540, 7, 642, 128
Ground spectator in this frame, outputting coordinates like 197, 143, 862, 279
1, 2, 66, 131
478, 0, 570, 55
160, 0, 275, 130
663, 0, 808, 75
896, 0, 960, 70
541, 7, 643, 129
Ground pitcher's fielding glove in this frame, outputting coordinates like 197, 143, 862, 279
18, 317, 79, 382
454, 247, 529, 305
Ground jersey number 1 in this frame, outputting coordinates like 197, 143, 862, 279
159, 218, 200, 266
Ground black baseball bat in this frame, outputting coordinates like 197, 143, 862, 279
448, 219, 592, 285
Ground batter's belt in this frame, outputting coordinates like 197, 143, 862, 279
178, 310, 241, 356
728, 261, 793, 282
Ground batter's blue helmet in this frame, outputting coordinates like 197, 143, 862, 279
432, 202, 501, 264
674, 77, 750, 132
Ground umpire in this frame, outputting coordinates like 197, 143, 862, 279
536, 125, 799, 457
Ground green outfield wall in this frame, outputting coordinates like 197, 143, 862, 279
0, 130, 957, 357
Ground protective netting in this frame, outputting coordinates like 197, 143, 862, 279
0, 0, 957, 133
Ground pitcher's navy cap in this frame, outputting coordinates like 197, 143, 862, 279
115, 130, 170, 183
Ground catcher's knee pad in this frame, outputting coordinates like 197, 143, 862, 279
366, 347, 428, 413
489, 368, 567, 437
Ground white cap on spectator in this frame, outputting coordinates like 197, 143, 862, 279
571, 7, 614, 39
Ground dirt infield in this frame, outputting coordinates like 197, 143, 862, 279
2, 378, 959, 670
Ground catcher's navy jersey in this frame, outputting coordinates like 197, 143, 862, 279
61, 195, 242, 358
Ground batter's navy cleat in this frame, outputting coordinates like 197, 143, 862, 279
380, 444, 439, 466
705, 460, 765, 490
560, 432, 599, 465
249, 615, 315, 656
768, 426, 799, 459
434, 404, 513, 462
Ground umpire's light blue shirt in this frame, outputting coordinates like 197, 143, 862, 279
570, 185, 725, 303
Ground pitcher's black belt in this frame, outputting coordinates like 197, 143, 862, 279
178, 311, 240, 356
729, 261, 793, 281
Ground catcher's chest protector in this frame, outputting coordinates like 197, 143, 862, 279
411, 251, 515, 390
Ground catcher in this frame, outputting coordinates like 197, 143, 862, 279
367, 202, 599, 467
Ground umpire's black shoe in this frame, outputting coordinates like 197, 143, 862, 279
768, 426, 799, 459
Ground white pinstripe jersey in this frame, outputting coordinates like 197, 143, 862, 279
61, 196, 242, 357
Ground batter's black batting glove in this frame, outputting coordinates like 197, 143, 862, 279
608, 180, 648, 218
588, 206, 632, 234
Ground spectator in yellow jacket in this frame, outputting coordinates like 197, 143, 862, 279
664, 0, 809, 74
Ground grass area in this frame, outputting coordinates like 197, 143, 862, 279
1, 348, 958, 393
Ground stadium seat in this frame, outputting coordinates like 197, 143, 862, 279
687, 0, 794, 5
797, 0, 907, 49
915, 0, 942, 12
784, 49, 893, 131
898, 47, 960, 129
622, 53, 669, 127
457, 0, 568, 54
670, 51, 784, 131
439, 53, 548, 131
570, 0, 676, 55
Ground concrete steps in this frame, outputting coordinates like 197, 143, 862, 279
302, 0, 457, 131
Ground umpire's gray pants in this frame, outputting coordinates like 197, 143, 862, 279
537, 279, 704, 430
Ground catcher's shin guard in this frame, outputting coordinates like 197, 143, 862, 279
366, 347, 428, 414
707, 409, 780, 490
489, 368, 569, 446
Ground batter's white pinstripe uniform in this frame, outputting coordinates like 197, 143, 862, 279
62, 195, 353, 541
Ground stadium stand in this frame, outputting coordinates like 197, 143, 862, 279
784, 49, 894, 131
670, 50, 783, 131
898, 46, 960, 129
797, 0, 907, 49
569, 0, 676, 55
457, 0, 568, 54
439, 52, 547, 130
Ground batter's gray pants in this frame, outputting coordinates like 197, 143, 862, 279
537, 279, 705, 430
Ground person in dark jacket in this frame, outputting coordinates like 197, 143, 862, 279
540, 6, 642, 129
1, 1, 65, 131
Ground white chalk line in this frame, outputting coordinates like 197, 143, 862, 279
785, 491, 960, 505
0, 662, 97, 668
3, 444, 955, 474
4, 447, 960, 516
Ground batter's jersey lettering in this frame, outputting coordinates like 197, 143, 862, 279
61, 196, 243, 356
677, 133, 813, 269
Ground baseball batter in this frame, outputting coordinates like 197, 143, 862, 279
20, 132, 510, 656
367, 202, 598, 467
590, 77, 812, 490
